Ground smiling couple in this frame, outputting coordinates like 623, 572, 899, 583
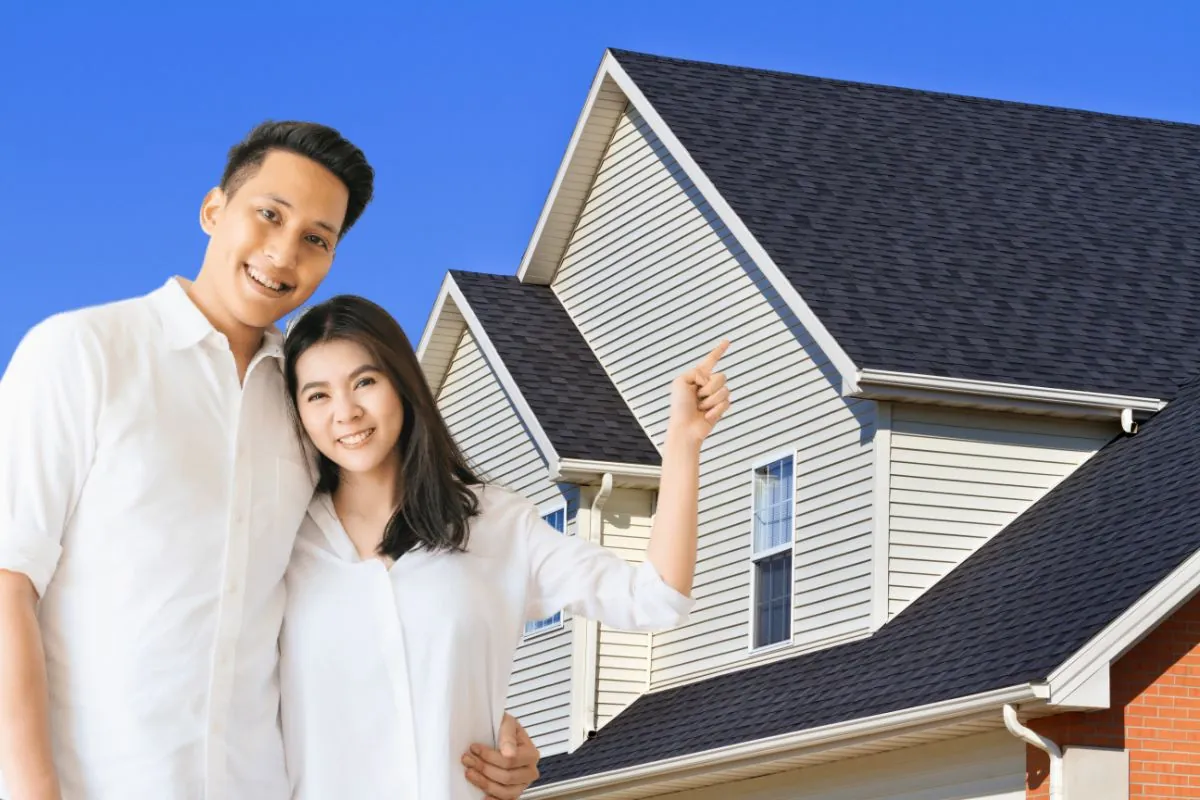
0, 121, 732, 799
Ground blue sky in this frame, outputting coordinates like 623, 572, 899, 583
2, 1, 1197, 367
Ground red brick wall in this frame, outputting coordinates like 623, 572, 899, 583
1026, 591, 1200, 799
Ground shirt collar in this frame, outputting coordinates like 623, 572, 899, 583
151, 277, 284, 360
308, 493, 362, 562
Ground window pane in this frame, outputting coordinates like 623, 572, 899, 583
544, 508, 566, 533
525, 506, 567, 634
754, 550, 792, 648
753, 457, 794, 553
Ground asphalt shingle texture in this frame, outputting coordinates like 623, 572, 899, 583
450, 270, 659, 466
612, 49, 1200, 400
536, 369, 1200, 785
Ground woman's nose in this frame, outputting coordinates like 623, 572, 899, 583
332, 395, 362, 424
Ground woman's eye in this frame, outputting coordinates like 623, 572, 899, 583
259, 208, 278, 222
305, 392, 326, 402
355, 377, 376, 389
306, 234, 330, 250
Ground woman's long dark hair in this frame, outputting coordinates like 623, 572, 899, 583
283, 295, 482, 559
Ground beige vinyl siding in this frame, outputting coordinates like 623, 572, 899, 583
888, 404, 1116, 619
436, 329, 574, 755
636, 731, 1024, 800
552, 105, 876, 686
594, 488, 654, 728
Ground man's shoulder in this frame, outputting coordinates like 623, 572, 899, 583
17, 291, 159, 366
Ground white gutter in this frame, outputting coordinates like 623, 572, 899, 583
851, 369, 1164, 421
528, 683, 1044, 797
1004, 704, 1063, 800
555, 458, 662, 487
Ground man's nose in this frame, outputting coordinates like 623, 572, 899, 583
263, 230, 299, 270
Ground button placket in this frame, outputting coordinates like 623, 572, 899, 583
203, 361, 256, 798
377, 569, 420, 799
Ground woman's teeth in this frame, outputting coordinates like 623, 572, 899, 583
338, 429, 375, 447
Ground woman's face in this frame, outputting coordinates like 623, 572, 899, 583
293, 338, 405, 479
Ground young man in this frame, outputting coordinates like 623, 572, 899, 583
0, 121, 540, 799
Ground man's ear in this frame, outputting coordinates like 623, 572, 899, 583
199, 187, 226, 235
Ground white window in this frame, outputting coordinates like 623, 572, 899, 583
750, 454, 794, 649
524, 504, 567, 636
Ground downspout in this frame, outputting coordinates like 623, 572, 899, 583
1004, 703, 1063, 800
581, 473, 613, 738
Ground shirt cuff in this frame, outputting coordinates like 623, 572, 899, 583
0, 524, 63, 598
634, 560, 696, 628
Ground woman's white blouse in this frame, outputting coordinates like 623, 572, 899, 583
279, 485, 694, 799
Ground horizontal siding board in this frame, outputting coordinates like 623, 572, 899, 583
554, 105, 874, 687
887, 406, 1114, 619
436, 330, 573, 755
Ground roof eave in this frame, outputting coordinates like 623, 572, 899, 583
850, 368, 1166, 421
555, 458, 661, 489
527, 683, 1047, 799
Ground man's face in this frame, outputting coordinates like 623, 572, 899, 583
198, 149, 349, 329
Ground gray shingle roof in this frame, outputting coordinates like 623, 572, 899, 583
537, 368, 1200, 785
612, 49, 1200, 400
450, 270, 659, 466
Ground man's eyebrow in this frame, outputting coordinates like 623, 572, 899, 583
264, 193, 341, 237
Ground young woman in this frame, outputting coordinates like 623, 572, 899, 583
278, 295, 731, 799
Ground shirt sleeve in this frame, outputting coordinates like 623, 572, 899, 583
0, 315, 102, 597
522, 499, 694, 631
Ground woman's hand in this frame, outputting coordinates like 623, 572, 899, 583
666, 340, 733, 447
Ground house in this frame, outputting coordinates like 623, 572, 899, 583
416, 49, 1200, 799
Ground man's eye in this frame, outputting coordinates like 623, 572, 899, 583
306, 234, 329, 250
259, 208, 278, 221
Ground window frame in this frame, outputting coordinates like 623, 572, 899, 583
746, 449, 798, 653
522, 498, 569, 639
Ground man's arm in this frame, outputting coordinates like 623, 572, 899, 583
462, 713, 540, 800
0, 573, 59, 799
0, 316, 102, 799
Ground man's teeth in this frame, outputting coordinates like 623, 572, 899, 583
339, 429, 374, 446
246, 265, 285, 291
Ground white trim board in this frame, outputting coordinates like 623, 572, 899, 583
851, 369, 1165, 421
556, 458, 662, 489
514, 49, 862, 397
415, 273, 459, 396
869, 401, 893, 631
517, 64, 628, 284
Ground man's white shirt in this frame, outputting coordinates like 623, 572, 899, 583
0, 279, 314, 799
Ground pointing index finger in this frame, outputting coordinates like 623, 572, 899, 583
699, 340, 731, 373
